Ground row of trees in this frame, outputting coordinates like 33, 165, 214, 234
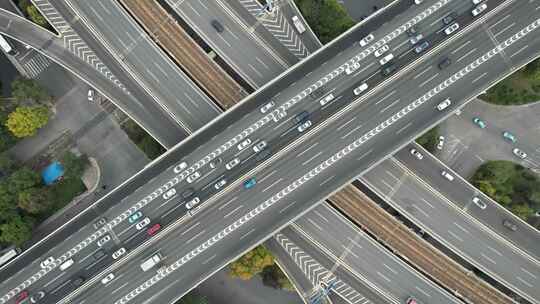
228, 245, 293, 290
0, 152, 88, 246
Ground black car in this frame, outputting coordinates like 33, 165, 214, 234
293, 111, 310, 124
381, 64, 397, 76
73, 276, 85, 287
405, 25, 417, 37
211, 20, 224, 33
503, 219, 518, 231
438, 57, 452, 69
442, 12, 458, 25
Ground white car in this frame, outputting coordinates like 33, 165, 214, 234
441, 170, 454, 181
226, 158, 240, 170
97, 234, 111, 247
437, 136, 445, 150
136, 217, 151, 230
379, 53, 394, 65
345, 62, 361, 75
101, 273, 115, 285
374, 45, 389, 57
297, 120, 312, 132
214, 179, 227, 190
40, 257, 54, 268
112, 247, 126, 260
185, 197, 201, 209
319, 93, 335, 106
436, 98, 451, 111
209, 158, 222, 169
512, 148, 527, 159
162, 188, 176, 199
409, 33, 423, 45
272, 110, 287, 122
260, 101, 275, 113
472, 196, 487, 209
471, 3, 487, 16
410, 148, 423, 160
359, 33, 374, 47
472, 0, 484, 5
414, 0, 424, 3
253, 141, 267, 153
186, 171, 201, 183
173, 162, 187, 173
87, 89, 95, 102
237, 138, 252, 150
353, 83, 368, 95
444, 23, 459, 35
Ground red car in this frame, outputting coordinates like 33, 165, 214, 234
147, 224, 161, 236
15, 290, 28, 304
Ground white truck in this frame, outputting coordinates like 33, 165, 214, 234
291, 16, 306, 34
140, 252, 162, 272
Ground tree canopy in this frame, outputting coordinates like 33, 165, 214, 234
11, 77, 50, 103
60, 151, 88, 180
295, 0, 355, 44
0, 214, 34, 246
6, 105, 50, 138
229, 245, 274, 280
26, 5, 48, 28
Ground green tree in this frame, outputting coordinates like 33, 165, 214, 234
6, 106, 50, 138
0, 153, 18, 177
295, 0, 355, 43
26, 5, 48, 28
60, 152, 88, 180
0, 182, 18, 220
261, 264, 294, 291
0, 214, 34, 246
511, 204, 534, 220
0, 112, 18, 153
11, 77, 50, 103
229, 245, 274, 280
7, 167, 41, 194
138, 136, 165, 160
18, 187, 52, 214
416, 126, 439, 153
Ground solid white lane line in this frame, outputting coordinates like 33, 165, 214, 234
261, 178, 283, 193
224, 205, 243, 219
472, 72, 488, 84
480, 253, 497, 264
186, 230, 206, 245
112, 282, 130, 295
447, 230, 463, 242
301, 152, 323, 166
456, 48, 477, 63
181, 222, 201, 236
395, 122, 413, 135
239, 228, 256, 240
307, 218, 323, 231
296, 143, 319, 158
375, 90, 396, 105
413, 66, 432, 80
379, 98, 400, 113
337, 117, 357, 131
420, 198, 434, 209
453, 222, 469, 234
450, 40, 471, 55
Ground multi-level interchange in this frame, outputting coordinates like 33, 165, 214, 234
0, 0, 539, 304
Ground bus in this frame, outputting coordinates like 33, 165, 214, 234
0, 246, 21, 267
0, 35, 17, 56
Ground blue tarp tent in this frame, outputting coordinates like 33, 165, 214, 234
42, 161, 64, 185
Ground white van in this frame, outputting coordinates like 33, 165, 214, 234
471, 3, 487, 16
319, 93, 335, 106
379, 53, 394, 65
291, 16, 306, 34
353, 83, 368, 95
436, 98, 451, 111
59, 259, 74, 271
441, 170, 454, 181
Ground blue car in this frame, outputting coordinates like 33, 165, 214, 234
243, 178, 257, 189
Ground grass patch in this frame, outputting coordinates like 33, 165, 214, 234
415, 126, 439, 153
482, 60, 540, 105
122, 119, 165, 160
46, 178, 86, 213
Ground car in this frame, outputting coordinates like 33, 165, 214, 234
472, 0, 484, 4
211, 20, 224, 32
182, 188, 195, 198
381, 64, 397, 76
136, 217, 151, 230
359, 33, 374, 46
379, 53, 394, 65
185, 197, 201, 209
319, 93, 335, 106
253, 141, 267, 153
93, 217, 107, 229
187, 171, 201, 183
173, 161, 187, 173
502, 131, 516, 143
293, 111, 310, 124
406, 298, 419, 304
101, 273, 115, 285
410, 148, 423, 160
409, 33, 423, 45
272, 110, 287, 122
15, 291, 29, 304
243, 178, 257, 189
297, 120, 312, 132
353, 83, 369, 95
345, 62, 361, 75
260, 101, 275, 113
442, 12, 458, 25
512, 148, 527, 159
438, 57, 452, 69
87, 89, 95, 102
441, 170, 454, 181
503, 219, 518, 231
255, 148, 271, 162
291, 15, 306, 33
128, 211, 143, 223
374, 45, 389, 57
147, 223, 161, 236
226, 158, 240, 170
436, 98, 452, 111
214, 179, 227, 190
40, 256, 54, 268
59, 258, 74, 271
93, 249, 106, 260
29, 291, 45, 303
414, 0, 423, 4
437, 136, 445, 150
162, 188, 176, 200
209, 158, 222, 169
444, 22, 459, 35
405, 26, 417, 36
97, 234, 111, 247
472, 117, 486, 128
112, 247, 126, 260
73, 276, 85, 287
237, 138, 252, 151
414, 41, 430, 53
471, 3, 487, 16
472, 196, 487, 209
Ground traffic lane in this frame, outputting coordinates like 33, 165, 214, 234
278, 1, 323, 51
362, 159, 540, 300
394, 142, 540, 261
42, 1, 187, 146
295, 204, 460, 304
72, 0, 221, 131
279, 227, 390, 304
168, 0, 286, 86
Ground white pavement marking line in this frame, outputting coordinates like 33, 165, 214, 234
376, 271, 391, 282
239, 228, 256, 240
337, 117, 357, 131
202, 254, 216, 265
224, 205, 244, 219
420, 198, 434, 209
413, 66, 432, 80
279, 201, 297, 214
112, 282, 130, 295
472, 72, 488, 84
415, 286, 431, 298
262, 178, 283, 193
379, 99, 400, 113
296, 142, 319, 158
494, 22, 516, 38
419, 73, 439, 87
489, 14, 512, 29
521, 267, 538, 279
453, 222, 469, 234
456, 48, 477, 63
480, 253, 497, 264
411, 204, 430, 218
342, 125, 364, 139
450, 40, 471, 55
307, 218, 323, 231
447, 230, 463, 242
180, 222, 201, 236
395, 122, 413, 135
510, 44, 529, 58
516, 276, 534, 288
375, 90, 396, 105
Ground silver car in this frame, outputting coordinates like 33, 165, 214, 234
214, 179, 227, 190
253, 141, 267, 153
97, 234, 111, 247
187, 171, 201, 183
136, 217, 151, 230
112, 247, 126, 260
260, 101, 275, 113
297, 120, 312, 132
185, 197, 201, 209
